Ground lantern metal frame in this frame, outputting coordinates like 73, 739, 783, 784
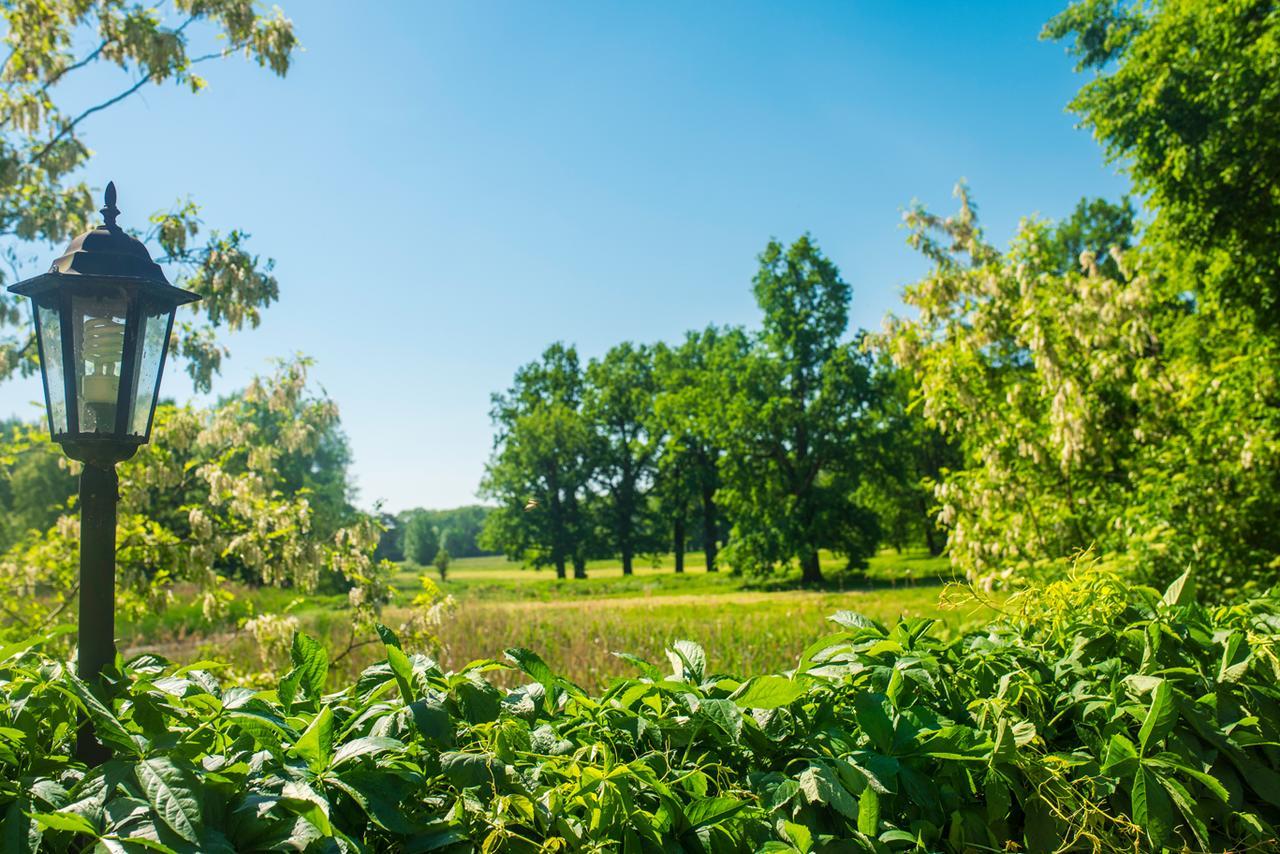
8, 183, 199, 464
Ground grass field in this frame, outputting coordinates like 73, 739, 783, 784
120, 548, 989, 688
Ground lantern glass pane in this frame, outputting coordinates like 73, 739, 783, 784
35, 301, 67, 433
127, 303, 172, 437
70, 292, 128, 435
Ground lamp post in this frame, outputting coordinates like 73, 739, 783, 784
8, 183, 200, 764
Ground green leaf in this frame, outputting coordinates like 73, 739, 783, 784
409, 695, 455, 747
684, 797, 747, 830
386, 644, 416, 704
29, 810, 99, 837
279, 780, 332, 836
798, 764, 858, 820
1159, 774, 1209, 850
611, 652, 662, 681
290, 632, 328, 702
669, 640, 706, 683
440, 751, 500, 789
135, 757, 202, 844
781, 820, 813, 852
829, 611, 880, 630
857, 787, 880, 836
853, 693, 895, 754
290, 705, 334, 771
697, 698, 743, 742
1161, 569, 1195, 606
375, 623, 401, 649
330, 736, 403, 768
1138, 680, 1176, 754
1101, 733, 1139, 777
731, 675, 807, 710
1132, 766, 1173, 849
327, 773, 414, 834
62, 677, 140, 756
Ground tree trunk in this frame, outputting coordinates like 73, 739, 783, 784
621, 547, 633, 576
554, 556, 566, 580
701, 484, 718, 572
920, 497, 943, 556
801, 550, 824, 584
673, 515, 685, 574
573, 555, 587, 579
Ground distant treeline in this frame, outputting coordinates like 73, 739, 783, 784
375, 505, 498, 565
478, 236, 956, 582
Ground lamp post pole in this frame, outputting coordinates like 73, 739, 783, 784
77, 461, 118, 765
7, 181, 201, 767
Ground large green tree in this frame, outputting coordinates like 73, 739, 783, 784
651, 327, 746, 573
1045, 0, 1280, 329
402, 511, 439, 567
719, 236, 879, 583
584, 342, 660, 576
480, 344, 597, 579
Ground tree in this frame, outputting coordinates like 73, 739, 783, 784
1045, 0, 1280, 330
480, 344, 597, 579
0, 359, 392, 637
434, 546, 450, 581
403, 512, 439, 567
0, 1, 297, 391
652, 328, 745, 573
718, 236, 879, 583
883, 182, 1280, 596
858, 357, 960, 557
584, 342, 660, 575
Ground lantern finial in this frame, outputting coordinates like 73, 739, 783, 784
100, 182, 119, 229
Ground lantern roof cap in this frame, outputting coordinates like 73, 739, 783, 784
46, 182, 168, 283
7, 182, 199, 306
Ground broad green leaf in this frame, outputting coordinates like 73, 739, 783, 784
1132, 767, 1173, 849
697, 698, 743, 742
290, 632, 328, 702
612, 652, 662, 681
386, 644, 416, 703
781, 820, 813, 852
853, 693, 894, 754
1161, 570, 1195, 606
1138, 680, 1176, 754
279, 780, 332, 836
135, 757, 202, 844
290, 705, 334, 771
1101, 733, 1139, 777
409, 695, 455, 747
29, 810, 99, 837
1159, 774, 1209, 850
327, 774, 415, 833
669, 640, 706, 683
829, 611, 880, 630
798, 764, 858, 820
330, 736, 403, 768
684, 796, 747, 829
857, 787, 880, 836
731, 676, 807, 710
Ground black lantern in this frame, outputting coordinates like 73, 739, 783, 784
8, 182, 199, 464
8, 182, 199, 765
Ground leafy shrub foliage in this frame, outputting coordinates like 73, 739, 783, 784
2, 570, 1279, 852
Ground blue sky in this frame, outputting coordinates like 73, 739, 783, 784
0, 1, 1127, 511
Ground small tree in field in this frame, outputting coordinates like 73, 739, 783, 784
434, 547, 451, 581
403, 513, 438, 567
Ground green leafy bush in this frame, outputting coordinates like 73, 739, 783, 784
2, 570, 1278, 852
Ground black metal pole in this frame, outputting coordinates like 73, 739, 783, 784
76, 461, 117, 766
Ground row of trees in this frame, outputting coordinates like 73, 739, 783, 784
479, 237, 953, 582
482, 0, 1280, 602
374, 505, 494, 566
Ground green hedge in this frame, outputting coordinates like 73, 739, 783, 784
2, 570, 1279, 852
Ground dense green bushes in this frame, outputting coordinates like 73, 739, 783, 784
2, 568, 1278, 852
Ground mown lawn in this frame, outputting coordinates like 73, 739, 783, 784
121, 548, 988, 688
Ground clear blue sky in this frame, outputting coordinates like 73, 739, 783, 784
0, 1, 1127, 511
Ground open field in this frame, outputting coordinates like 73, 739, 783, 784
120, 548, 988, 687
